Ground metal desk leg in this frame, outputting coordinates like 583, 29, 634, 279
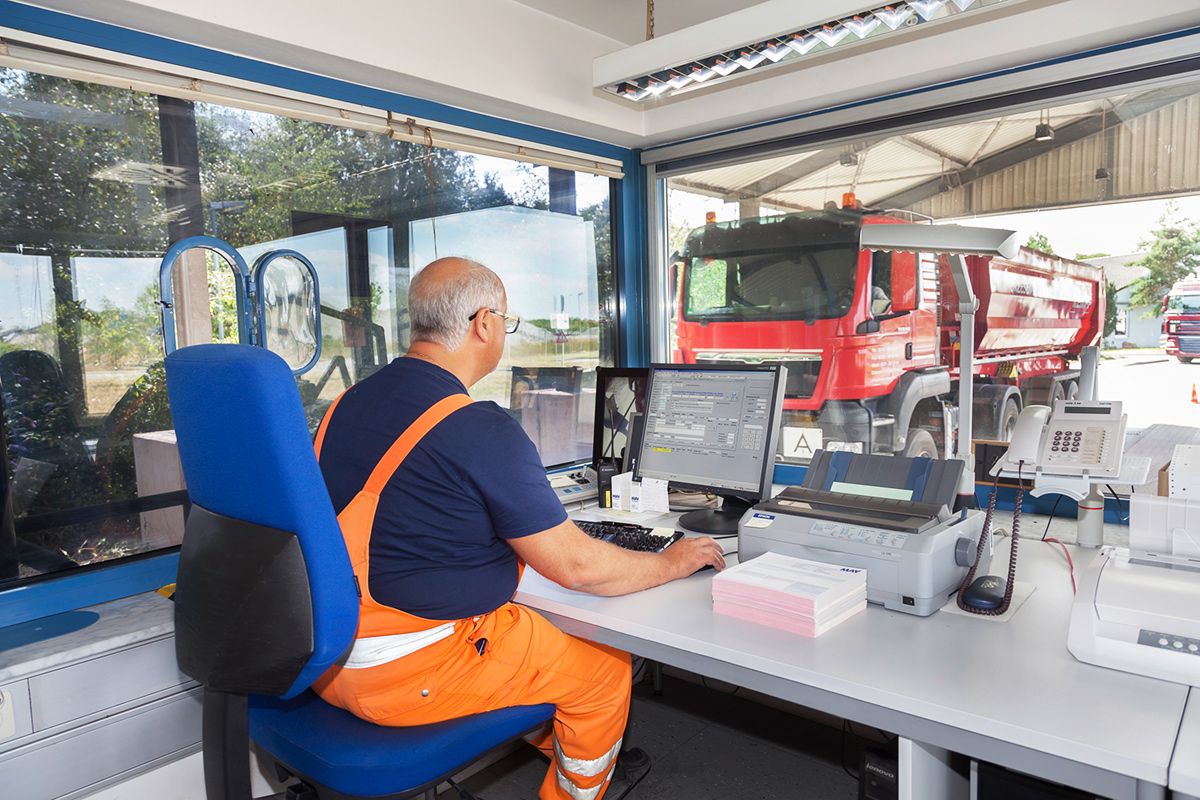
899, 738, 968, 800
651, 661, 663, 696
1135, 781, 1166, 800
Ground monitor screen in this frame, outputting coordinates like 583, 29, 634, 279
635, 364, 784, 500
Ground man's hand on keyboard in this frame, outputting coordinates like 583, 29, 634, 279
663, 536, 726, 579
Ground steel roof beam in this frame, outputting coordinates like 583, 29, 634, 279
874, 84, 1197, 210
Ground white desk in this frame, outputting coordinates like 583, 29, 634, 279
1172, 689, 1200, 799
516, 517, 1188, 800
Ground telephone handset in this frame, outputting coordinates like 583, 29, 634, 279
999, 405, 1051, 473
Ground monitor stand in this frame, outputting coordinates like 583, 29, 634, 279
678, 495, 755, 536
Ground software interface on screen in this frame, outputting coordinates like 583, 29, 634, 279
637, 367, 777, 494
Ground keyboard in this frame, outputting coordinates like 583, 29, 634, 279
575, 520, 684, 553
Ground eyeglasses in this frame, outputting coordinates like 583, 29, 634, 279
468, 307, 521, 334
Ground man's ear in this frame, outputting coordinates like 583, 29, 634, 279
470, 309, 491, 342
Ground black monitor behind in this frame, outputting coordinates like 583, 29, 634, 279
591, 367, 648, 469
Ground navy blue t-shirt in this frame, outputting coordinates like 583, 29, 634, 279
319, 358, 567, 620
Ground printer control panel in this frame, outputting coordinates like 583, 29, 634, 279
810, 520, 909, 550
1137, 629, 1200, 656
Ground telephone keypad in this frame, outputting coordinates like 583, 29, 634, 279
1042, 425, 1110, 469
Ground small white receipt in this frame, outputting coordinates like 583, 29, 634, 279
611, 472, 634, 511
639, 478, 670, 513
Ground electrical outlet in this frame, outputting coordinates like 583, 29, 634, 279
0, 689, 15, 741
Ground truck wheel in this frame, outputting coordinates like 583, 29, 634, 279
1051, 382, 1066, 404
1180, 356, 1194, 364
999, 398, 1020, 442
1066, 381, 1079, 400
904, 429, 938, 459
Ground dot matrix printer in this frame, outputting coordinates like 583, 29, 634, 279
738, 450, 989, 616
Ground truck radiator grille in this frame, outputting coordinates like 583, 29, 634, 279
696, 357, 821, 398
1178, 335, 1200, 353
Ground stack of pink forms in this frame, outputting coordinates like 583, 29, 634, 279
712, 552, 867, 637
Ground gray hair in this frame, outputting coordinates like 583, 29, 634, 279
409, 258, 505, 350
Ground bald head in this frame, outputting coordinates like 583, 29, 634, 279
409, 257, 506, 351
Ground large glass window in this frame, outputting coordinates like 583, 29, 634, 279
662, 76, 1200, 464
1, 66, 615, 587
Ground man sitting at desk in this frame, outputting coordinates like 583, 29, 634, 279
313, 257, 725, 800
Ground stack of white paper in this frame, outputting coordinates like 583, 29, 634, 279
712, 552, 867, 637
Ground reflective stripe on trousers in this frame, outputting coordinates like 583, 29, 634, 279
557, 764, 617, 800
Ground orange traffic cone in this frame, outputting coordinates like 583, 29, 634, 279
1193, 384, 1198, 404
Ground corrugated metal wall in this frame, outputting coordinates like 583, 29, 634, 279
911, 96, 1200, 218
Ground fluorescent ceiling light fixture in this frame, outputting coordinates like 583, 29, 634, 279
666, 72, 693, 89
735, 48, 768, 69
908, 0, 948, 20
786, 33, 820, 55
875, 5, 916, 29
710, 57, 741, 76
813, 23, 851, 47
844, 15, 882, 38
760, 40, 793, 62
644, 79, 671, 97
595, 0, 1013, 103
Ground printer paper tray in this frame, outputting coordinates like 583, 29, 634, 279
760, 487, 946, 534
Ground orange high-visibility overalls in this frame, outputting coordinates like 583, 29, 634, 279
312, 392, 632, 800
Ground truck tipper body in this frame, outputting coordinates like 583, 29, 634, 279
672, 209, 1104, 458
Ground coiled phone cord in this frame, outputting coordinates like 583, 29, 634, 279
955, 468, 1021, 616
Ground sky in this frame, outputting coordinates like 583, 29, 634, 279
957, 195, 1200, 260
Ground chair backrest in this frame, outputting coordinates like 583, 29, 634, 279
165, 344, 356, 698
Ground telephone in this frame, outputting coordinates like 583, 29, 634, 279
997, 400, 1126, 479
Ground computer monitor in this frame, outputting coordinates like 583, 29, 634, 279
635, 363, 786, 535
591, 367, 649, 469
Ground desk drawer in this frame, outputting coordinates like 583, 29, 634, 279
0, 687, 201, 800
29, 637, 187, 730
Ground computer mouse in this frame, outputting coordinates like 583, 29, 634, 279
690, 564, 715, 576
961, 575, 1007, 610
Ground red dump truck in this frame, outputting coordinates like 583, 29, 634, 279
1163, 278, 1200, 363
671, 206, 1104, 459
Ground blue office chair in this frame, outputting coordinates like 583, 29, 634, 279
165, 344, 554, 800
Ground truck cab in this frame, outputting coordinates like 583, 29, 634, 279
1163, 279, 1200, 362
672, 208, 945, 458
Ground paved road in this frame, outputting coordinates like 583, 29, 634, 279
1099, 354, 1200, 428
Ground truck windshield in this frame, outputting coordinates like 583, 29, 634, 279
683, 245, 859, 322
1167, 294, 1200, 313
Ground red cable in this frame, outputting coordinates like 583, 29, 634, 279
1043, 537, 1076, 594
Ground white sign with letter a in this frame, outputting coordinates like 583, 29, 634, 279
783, 427, 822, 460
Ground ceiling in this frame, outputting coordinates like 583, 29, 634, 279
674, 97, 1121, 211
510, 0, 766, 46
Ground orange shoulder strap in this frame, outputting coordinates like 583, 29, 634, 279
363, 394, 474, 495
313, 389, 349, 459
